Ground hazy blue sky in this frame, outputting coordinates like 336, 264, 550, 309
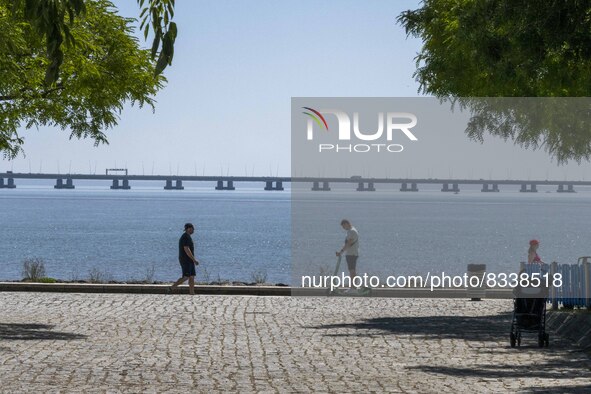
2, 0, 590, 180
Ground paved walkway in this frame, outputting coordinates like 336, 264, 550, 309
1, 293, 590, 393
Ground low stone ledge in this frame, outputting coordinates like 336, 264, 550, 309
1, 282, 516, 298
0, 282, 292, 296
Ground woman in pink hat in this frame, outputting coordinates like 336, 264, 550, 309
527, 239, 543, 264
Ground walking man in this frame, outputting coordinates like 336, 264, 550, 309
336, 219, 359, 290
171, 223, 199, 294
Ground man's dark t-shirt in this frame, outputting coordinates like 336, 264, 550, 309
179, 232, 194, 264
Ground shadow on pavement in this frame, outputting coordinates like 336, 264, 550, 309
308, 313, 591, 389
524, 385, 591, 393
0, 323, 87, 341
409, 359, 591, 380
307, 313, 513, 341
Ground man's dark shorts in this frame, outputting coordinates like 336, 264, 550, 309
346, 255, 358, 271
179, 258, 196, 277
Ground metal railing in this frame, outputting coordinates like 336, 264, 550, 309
548, 258, 591, 309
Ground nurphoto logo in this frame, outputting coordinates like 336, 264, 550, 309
302, 107, 418, 153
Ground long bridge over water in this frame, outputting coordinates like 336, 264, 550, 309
1, 171, 589, 193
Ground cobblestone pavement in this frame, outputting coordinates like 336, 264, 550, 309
1, 293, 590, 393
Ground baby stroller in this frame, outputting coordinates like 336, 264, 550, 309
509, 263, 550, 348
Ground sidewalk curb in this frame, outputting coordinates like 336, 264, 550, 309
0, 282, 291, 296
0, 282, 515, 298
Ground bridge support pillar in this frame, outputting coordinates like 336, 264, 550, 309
312, 181, 331, 191
110, 179, 130, 190
356, 182, 375, 191
442, 183, 460, 192
54, 178, 75, 189
0, 178, 16, 189
557, 184, 576, 193
215, 180, 235, 190
164, 179, 183, 190
400, 182, 418, 192
481, 183, 499, 192
520, 183, 538, 193
264, 181, 284, 191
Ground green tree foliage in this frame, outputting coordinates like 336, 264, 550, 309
138, 0, 177, 75
0, 0, 167, 158
14, 0, 176, 84
398, 0, 591, 163
463, 98, 591, 164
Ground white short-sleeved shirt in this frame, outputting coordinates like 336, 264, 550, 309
345, 227, 359, 256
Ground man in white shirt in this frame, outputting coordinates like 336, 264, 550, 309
336, 219, 359, 286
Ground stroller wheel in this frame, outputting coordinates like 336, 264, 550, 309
538, 334, 545, 348
510, 333, 516, 348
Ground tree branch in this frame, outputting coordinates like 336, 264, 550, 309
0, 83, 65, 101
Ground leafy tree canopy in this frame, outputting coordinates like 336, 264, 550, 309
1, 0, 175, 158
398, 0, 591, 163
